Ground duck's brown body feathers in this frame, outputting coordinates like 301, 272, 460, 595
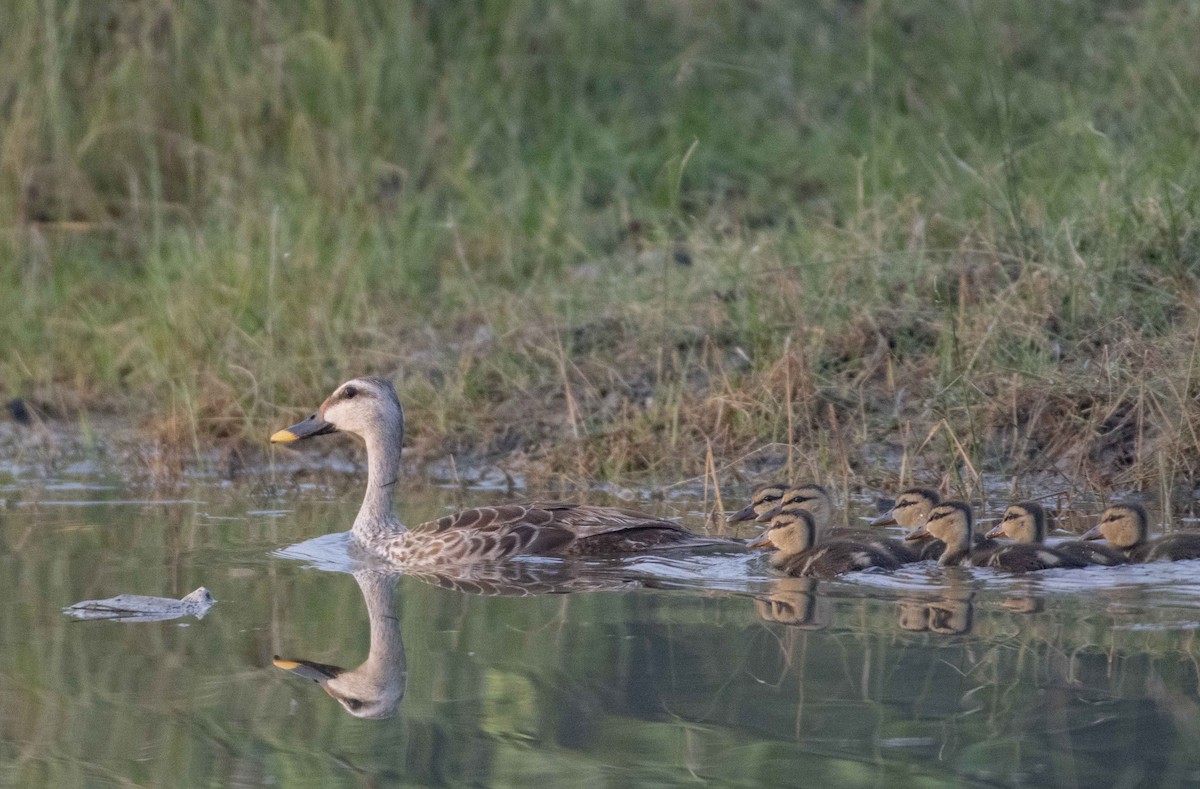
1129, 533, 1200, 563
775, 541, 903, 579
390, 502, 734, 565
827, 527, 921, 564
975, 543, 1088, 573
1052, 540, 1128, 566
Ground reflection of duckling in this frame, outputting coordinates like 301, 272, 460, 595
872, 488, 945, 560
751, 510, 901, 578
753, 577, 829, 629
274, 571, 406, 719
908, 501, 1086, 572
986, 502, 1127, 566
1081, 503, 1200, 562
760, 485, 920, 563
897, 583, 974, 635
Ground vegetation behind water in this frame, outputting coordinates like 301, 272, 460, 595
4, 1, 1200, 498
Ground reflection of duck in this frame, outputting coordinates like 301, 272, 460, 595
753, 577, 829, 629
751, 509, 901, 578
872, 488, 946, 560
274, 571, 406, 719
908, 501, 1086, 572
897, 591, 974, 635
272, 377, 736, 565
1081, 503, 1200, 562
986, 502, 1127, 566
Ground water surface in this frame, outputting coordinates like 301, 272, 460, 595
2, 471, 1200, 787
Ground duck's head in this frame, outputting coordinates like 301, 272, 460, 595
726, 482, 787, 523
1081, 503, 1148, 549
272, 656, 404, 720
872, 487, 940, 529
758, 483, 834, 527
748, 509, 818, 557
907, 500, 973, 548
271, 377, 403, 445
986, 502, 1046, 543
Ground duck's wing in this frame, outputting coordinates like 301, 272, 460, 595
417, 502, 692, 540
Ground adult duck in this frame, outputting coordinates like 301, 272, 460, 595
272, 377, 736, 566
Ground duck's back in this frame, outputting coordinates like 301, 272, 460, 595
978, 543, 1087, 573
400, 502, 733, 564
1050, 540, 1128, 566
778, 540, 902, 579
827, 527, 920, 563
1135, 532, 1200, 563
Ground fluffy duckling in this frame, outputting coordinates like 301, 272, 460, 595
756, 485, 922, 563
1081, 503, 1200, 563
872, 487, 946, 561
726, 482, 788, 523
750, 509, 902, 579
908, 501, 1086, 572
986, 502, 1127, 566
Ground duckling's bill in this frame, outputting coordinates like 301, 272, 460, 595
726, 504, 759, 522
1080, 525, 1104, 541
985, 524, 1008, 539
747, 534, 775, 549
270, 413, 338, 443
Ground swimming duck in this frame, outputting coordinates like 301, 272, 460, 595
750, 509, 902, 579
271, 377, 736, 565
726, 482, 788, 523
1081, 503, 1200, 563
765, 486, 921, 564
985, 502, 1127, 566
871, 487, 946, 561
907, 501, 1086, 572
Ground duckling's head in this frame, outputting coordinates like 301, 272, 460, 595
273, 656, 404, 719
761, 483, 834, 528
726, 482, 787, 523
1082, 503, 1148, 549
873, 487, 940, 529
908, 501, 973, 549
271, 377, 403, 446
986, 502, 1046, 543
748, 509, 818, 558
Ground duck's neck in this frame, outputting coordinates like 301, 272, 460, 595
356, 571, 406, 689
938, 532, 971, 567
353, 426, 405, 542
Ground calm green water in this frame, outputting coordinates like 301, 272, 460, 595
3, 471, 1200, 788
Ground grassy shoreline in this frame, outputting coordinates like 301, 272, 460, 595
4, 2, 1200, 502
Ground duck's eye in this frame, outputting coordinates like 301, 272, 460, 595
344, 697, 364, 711
895, 500, 914, 509
342, 386, 358, 400
1004, 511, 1018, 521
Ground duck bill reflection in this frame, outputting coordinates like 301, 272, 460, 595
270, 413, 338, 443
273, 656, 346, 684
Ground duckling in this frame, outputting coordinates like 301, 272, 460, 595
726, 482, 787, 523
766, 488, 921, 563
272, 377, 738, 566
1081, 503, 1200, 563
750, 509, 902, 579
907, 501, 1086, 572
871, 487, 946, 561
985, 502, 1127, 566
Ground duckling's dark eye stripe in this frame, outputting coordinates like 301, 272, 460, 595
928, 510, 952, 522
1004, 512, 1018, 521
895, 500, 915, 509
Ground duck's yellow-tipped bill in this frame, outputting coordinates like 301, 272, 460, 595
273, 655, 345, 682
272, 658, 302, 670
270, 414, 337, 443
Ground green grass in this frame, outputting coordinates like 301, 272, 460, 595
3, 1, 1200, 496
